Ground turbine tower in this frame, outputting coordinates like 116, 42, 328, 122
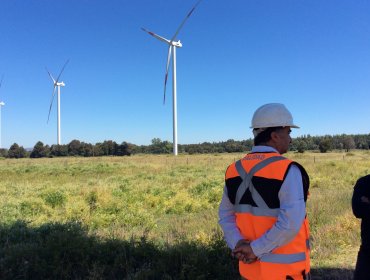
46, 60, 69, 145
0, 75, 5, 149
142, 0, 203, 156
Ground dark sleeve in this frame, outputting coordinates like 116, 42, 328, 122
286, 162, 310, 202
352, 175, 370, 219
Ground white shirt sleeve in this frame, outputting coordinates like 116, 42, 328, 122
250, 164, 306, 257
218, 185, 244, 249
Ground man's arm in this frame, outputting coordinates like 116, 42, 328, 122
218, 185, 245, 249
250, 164, 306, 257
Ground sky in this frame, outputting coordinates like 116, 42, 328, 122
0, 0, 369, 149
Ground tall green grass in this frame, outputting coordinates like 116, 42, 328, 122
0, 151, 368, 279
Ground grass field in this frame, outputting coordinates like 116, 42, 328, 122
0, 151, 369, 279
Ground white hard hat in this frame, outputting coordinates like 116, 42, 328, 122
251, 103, 299, 129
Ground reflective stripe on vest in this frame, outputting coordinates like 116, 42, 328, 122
234, 155, 307, 265
234, 204, 280, 217
260, 252, 306, 264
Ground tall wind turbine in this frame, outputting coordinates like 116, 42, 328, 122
0, 75, 5, 149
142, 0, 203, 156
46, 60, 69, 145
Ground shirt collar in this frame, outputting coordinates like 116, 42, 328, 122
251, 145, 280, 154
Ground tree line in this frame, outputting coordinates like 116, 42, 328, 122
0, 134, 369, 158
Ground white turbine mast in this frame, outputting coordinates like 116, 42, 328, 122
142, 0, 203, 156
46, 60, 69, 145
0, 74, 5, 149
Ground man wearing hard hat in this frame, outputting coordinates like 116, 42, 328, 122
219, 103, 311, 280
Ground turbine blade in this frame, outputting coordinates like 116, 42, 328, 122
163, 46, 172, 104
46, 67, 56, 83
170, 0, 203, 43
47, 86, 57, 124
0, 74, 4, 89
141, 27, 171, 45
55, 59, 69, 84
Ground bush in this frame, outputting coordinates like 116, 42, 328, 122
86, 191, 98, 213
42, 191, 66, 208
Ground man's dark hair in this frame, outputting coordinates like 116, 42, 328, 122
254, 127, 284, 146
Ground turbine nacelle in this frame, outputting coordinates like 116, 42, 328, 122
172, 40, 182, 47
55, 81, 65, 87
0, 102, 4, 106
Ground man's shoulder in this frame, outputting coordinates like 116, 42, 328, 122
357, 174, 370, 186
225, 160, 238, 178
287, 161, 309, 182
287, 161, 308, 176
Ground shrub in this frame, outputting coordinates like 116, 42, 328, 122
86, 191, 98, 213
42, 191, 66, 208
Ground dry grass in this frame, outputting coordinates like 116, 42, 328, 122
0, 150, 369, 278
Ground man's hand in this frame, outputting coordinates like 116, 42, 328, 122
232, 239, 258, 264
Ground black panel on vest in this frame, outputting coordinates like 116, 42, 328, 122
252, 176, 282, 208
239, 188, 258, 207
225, 176, 242, 204
225, 176, 257, 206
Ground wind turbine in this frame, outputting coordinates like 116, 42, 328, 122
142, 0, 203, 156
0, 75, 5, 149
46, 60, 69, 145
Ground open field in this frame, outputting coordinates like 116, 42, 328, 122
0, 151, 369, 279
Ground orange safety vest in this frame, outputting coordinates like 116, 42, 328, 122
225, 152, 310, 280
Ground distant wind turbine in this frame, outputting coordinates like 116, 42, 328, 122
0, 74, 5, 149
142, 0, 203, 156
46, 60, 69, 145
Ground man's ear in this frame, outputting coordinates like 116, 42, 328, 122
270, 131, 280, 143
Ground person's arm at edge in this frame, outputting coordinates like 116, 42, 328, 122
352, 176, 370, 219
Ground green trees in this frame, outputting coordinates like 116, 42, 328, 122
149, 138, 172, 154
342, 135, 356, 152
115, 142, 134, 156
319, 138, 333, 153
50, 145, 68, 157
8, 143, 27, 158
98, 140, 117, 156
224, 139, 245, 153
2, 133, 370, 158
296, 140, 308, 153
80, 143, 94, 157
30, 141, 50, 158
0, 148, 8, 157
68, 140, 82, 156
354, 134, 370, 150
